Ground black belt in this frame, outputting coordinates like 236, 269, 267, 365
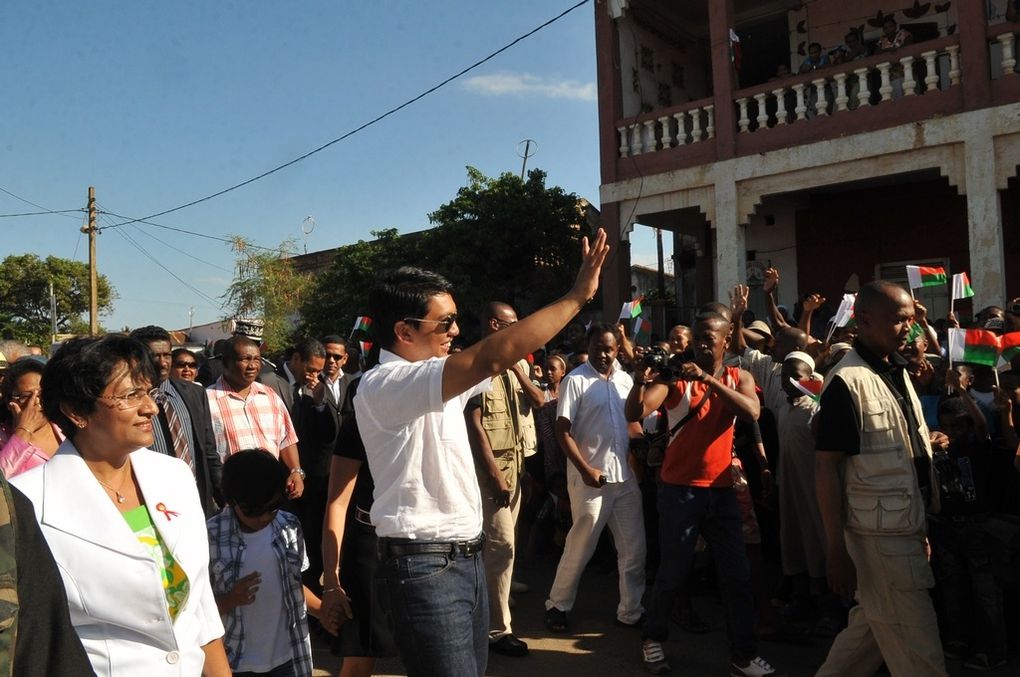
378, 533, 485, 559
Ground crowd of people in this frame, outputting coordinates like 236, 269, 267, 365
0, 237, 1019, 676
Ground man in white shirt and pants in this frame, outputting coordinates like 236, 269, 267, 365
349, 230, 609, 677
544, 322, 646, 632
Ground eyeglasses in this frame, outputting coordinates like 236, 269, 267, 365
404, 314, 458, 333
491, 317, 517, 328
98, 387, 161, 410
325, 353, 345, 362
173, 361, 197, 369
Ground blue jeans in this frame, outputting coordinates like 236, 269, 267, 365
643, 484, 756, 661
378, 547, 489, 676
233, 659, 296, 677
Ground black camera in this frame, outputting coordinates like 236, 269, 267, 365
641, 346, 693, 382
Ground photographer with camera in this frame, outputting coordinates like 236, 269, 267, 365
626, 312, 779, 677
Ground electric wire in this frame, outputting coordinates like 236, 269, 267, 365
0, 209, 84, 218
95, 203, 233, 272
97, 208, 278, 252
96, 0, 592, 232
0, 185, 87, 221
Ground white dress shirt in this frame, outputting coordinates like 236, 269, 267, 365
556, 360, 634, 483
354, 349, 490, 540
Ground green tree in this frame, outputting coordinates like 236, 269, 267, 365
298, 228, 425, 340
0, 254, 115, 344
299, 167, 592, 344
223, 237, 312, 354
426, 167, 591, 320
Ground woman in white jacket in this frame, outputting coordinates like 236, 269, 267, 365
11, 335, 230, 677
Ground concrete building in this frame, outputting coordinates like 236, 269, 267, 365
596, 0, 1020, 325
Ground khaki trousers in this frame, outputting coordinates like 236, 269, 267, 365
480, 448, 522, 639
816, 530, 946, 677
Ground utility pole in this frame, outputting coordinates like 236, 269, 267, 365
81, 186, 98, 335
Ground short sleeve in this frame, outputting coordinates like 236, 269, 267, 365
814, 377, 861, 455
556, 374, 584, 423
357, 357, 446, 429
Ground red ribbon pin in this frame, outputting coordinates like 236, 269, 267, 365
155, 502, 180, 522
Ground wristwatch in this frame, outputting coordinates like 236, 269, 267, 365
290, 467, 306, 479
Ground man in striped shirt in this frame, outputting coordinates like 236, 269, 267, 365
207, 335, 305, 499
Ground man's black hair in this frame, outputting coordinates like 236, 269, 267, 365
320, 335, 347, 348
41, 336, 157, 440
129, 325, 172, 344
585, 322, 620, 345
221, 335, 260, 365
369, 266, 455, 350
293, 338, 325, 362
221, 448, 290, 509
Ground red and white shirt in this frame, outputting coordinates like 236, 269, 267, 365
206, 377, 298, 461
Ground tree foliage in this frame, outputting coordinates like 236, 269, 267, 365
300, 168, 592, 343
0, 254, 115, 345
222, 237, 313, 354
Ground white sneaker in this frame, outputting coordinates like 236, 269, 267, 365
730, 656, 779, 677
642, 640, 670, 675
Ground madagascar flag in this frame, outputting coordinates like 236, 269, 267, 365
906, 322, 925, 343
905, 265, 947, 289
1000, 332, 1020, 365
790, 377, 823, 403
951, 272, 974, 300
351, 316, 372, 334
630, 297, 644, 319
948, 328, 999, 367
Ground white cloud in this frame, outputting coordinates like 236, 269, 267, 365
463, 71, 596, 102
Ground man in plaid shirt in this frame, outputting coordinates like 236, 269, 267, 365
207, 336, 305, 499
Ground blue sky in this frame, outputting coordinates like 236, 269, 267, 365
3, 1, 656, 332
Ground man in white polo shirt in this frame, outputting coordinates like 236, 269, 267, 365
352, 230, 609, 677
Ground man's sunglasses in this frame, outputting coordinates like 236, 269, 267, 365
404, 314, 458, 333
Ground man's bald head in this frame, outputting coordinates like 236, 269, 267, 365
699, 302, 732, 324
484, 301, 517, 336
773, 326, 808, 361
855, 281, 915, 357
856, 280, 912, 316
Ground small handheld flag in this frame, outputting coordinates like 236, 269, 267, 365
947, 328, 999, 367
999, 332, 1020, 370
632, 316, 652, 345
630, 298, 644, 319
951, 272, 974, 301
789, 377, 823, 403
351, 316, 372, 338
619, 302, 632, 320
905, 265, 947, 290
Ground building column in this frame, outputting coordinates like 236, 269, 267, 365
600, 201, 631, 322
596, 0, 624, 186
956, 0, 991, 111
708, 0, 737, 160
713, 179, 746, 302
964, 116, 1006, 309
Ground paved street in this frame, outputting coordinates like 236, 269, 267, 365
311, 547, 1019, 676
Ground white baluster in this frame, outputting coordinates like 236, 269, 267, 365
812, 78, 829, 116
705, 104, 715, 139
673, 111, 687, 145
690, 108, 703, 142
793, 83, 807, 120
629, 123, 643, 155
736, 98, 750, 133
658, 116, 673, 148
878, 62, 893, 101
854, 67, 871, 107
772, 87, 788, 125
642, 119, 657, 151
947, 45, 961, 85
618, 126, 630, 157
754, 92, 769, 129
998, 33, 1016, 75
900, 56, 916, 96
923, 50, 939, 92
833, 72, 849, 111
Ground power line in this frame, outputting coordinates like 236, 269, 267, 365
97, 0, 592, 232
0, 185, 87, 221
110, 223, 223, 308
97, 208, 278, 252
95, 203, 234, 272
0, 209, 84, 218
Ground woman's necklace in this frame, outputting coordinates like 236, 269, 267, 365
93, 469, 131, 504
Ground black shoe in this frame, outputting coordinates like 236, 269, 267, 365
616, 613, 646, 628
545, 607, 570, 633
490, 634, 529, 657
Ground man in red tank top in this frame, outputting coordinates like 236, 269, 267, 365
625, 312, 778, 677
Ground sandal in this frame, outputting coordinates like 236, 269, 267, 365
545, 607, 569, 633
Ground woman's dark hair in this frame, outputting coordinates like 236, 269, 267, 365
0, 359, 45, 427
41, 335, 157, 440
369, 266, 454, 351
221, 449, 289, 509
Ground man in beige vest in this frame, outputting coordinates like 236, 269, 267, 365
815, 281, 947, 676
466, 302, 541, 657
